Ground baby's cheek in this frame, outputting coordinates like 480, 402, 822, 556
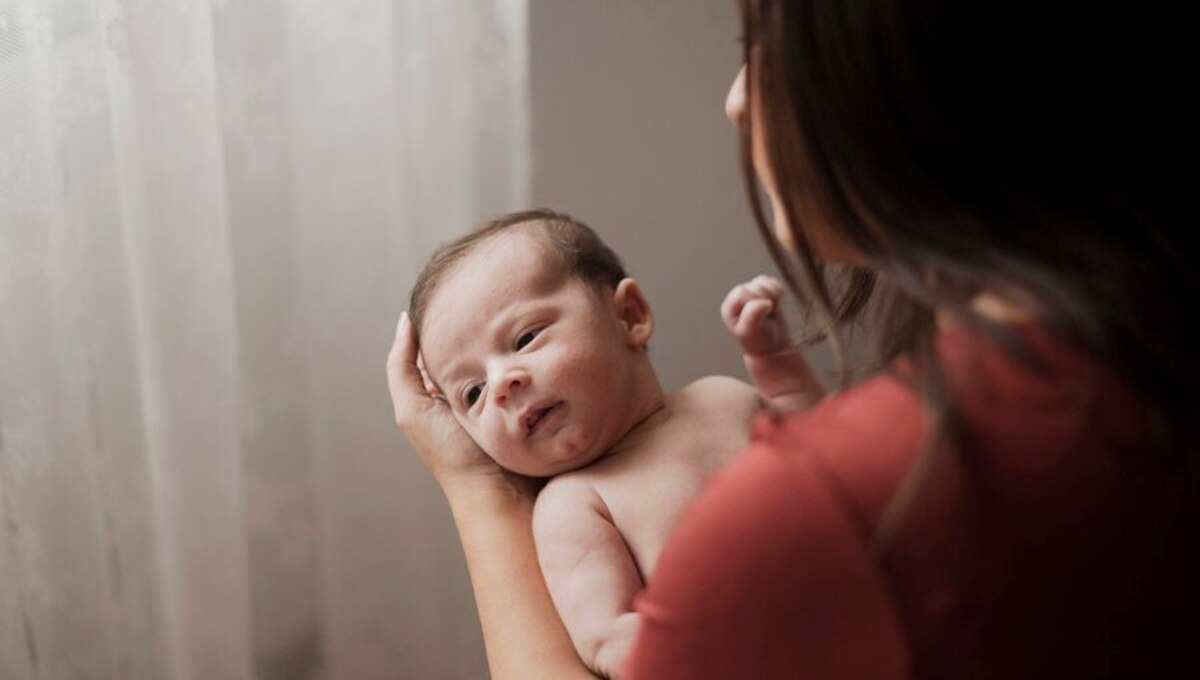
457, 415, 494, 457
475, 415, 500, 445
557, 348, 612, 390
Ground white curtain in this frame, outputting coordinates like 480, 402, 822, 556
0, 0, 528, 678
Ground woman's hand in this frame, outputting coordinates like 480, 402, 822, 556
387, 311, 539, 500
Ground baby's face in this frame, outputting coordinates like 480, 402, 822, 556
419, 232, 646, 476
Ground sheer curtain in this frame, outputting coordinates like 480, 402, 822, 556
0, 0, 528, 678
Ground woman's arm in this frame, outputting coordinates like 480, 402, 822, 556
448, 483, 597, 679
387, 312, 599, 680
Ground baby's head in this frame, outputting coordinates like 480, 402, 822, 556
410, 209, 662, 477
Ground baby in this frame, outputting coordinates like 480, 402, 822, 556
409, 209, 816, 678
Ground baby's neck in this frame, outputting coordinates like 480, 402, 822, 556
603, 380, 669, 461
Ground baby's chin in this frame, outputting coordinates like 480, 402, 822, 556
490, 440, 611, 478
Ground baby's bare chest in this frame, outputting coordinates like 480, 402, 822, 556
587, 410, 752, 579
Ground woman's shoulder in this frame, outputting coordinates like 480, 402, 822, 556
741, 372, 928, 532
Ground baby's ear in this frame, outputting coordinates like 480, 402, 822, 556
613, 278, 653, 348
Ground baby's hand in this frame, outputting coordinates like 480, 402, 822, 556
721, 275, 793, 356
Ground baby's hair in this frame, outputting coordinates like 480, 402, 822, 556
408, 208, 628, 336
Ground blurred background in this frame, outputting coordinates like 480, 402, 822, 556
0, 0, 775, 677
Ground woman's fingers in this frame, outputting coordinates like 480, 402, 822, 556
415, 351, 442, 400
387, 311, 430, 425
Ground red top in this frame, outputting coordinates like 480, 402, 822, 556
625, 324, 1195, 679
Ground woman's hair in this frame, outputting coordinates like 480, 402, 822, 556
737, 0, 1196, 530
408, 209, 627, 336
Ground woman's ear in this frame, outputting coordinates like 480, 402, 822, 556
612, 278, 653, 348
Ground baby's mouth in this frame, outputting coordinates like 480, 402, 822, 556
524, 402, 561, 436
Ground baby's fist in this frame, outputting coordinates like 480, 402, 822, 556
721, 275, 792, 356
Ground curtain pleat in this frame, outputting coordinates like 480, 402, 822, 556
0, 1, 528, 677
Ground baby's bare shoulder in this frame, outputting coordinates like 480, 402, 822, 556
675, 375, 764, 415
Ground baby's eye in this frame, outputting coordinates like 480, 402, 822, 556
515, 328, 541, 350
464, 384, 482, 406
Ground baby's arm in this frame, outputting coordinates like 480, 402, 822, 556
533, 476, 643, 679
721, 275, 824, 412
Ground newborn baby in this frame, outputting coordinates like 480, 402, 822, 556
409, 209, 813, 677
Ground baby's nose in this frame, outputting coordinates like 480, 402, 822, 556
492, 370, 528, 406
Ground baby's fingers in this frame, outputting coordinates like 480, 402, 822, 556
721, 284, 752, 328
746, 275, 785, 303
734, 298, 775, 339
722, 276, 783, 327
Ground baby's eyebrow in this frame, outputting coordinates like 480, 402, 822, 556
431, 338, 488, 397
428, 360, 460, 398
421, 327, 482, 396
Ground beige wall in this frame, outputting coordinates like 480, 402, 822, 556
531, 0, 776, 391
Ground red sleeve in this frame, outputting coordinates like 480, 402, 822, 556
623, 432, 910, 679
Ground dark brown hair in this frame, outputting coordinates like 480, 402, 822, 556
737, 1, 1197, 539
408, 209, 628, 336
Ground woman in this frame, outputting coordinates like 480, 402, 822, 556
388, 1, 1195, 677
